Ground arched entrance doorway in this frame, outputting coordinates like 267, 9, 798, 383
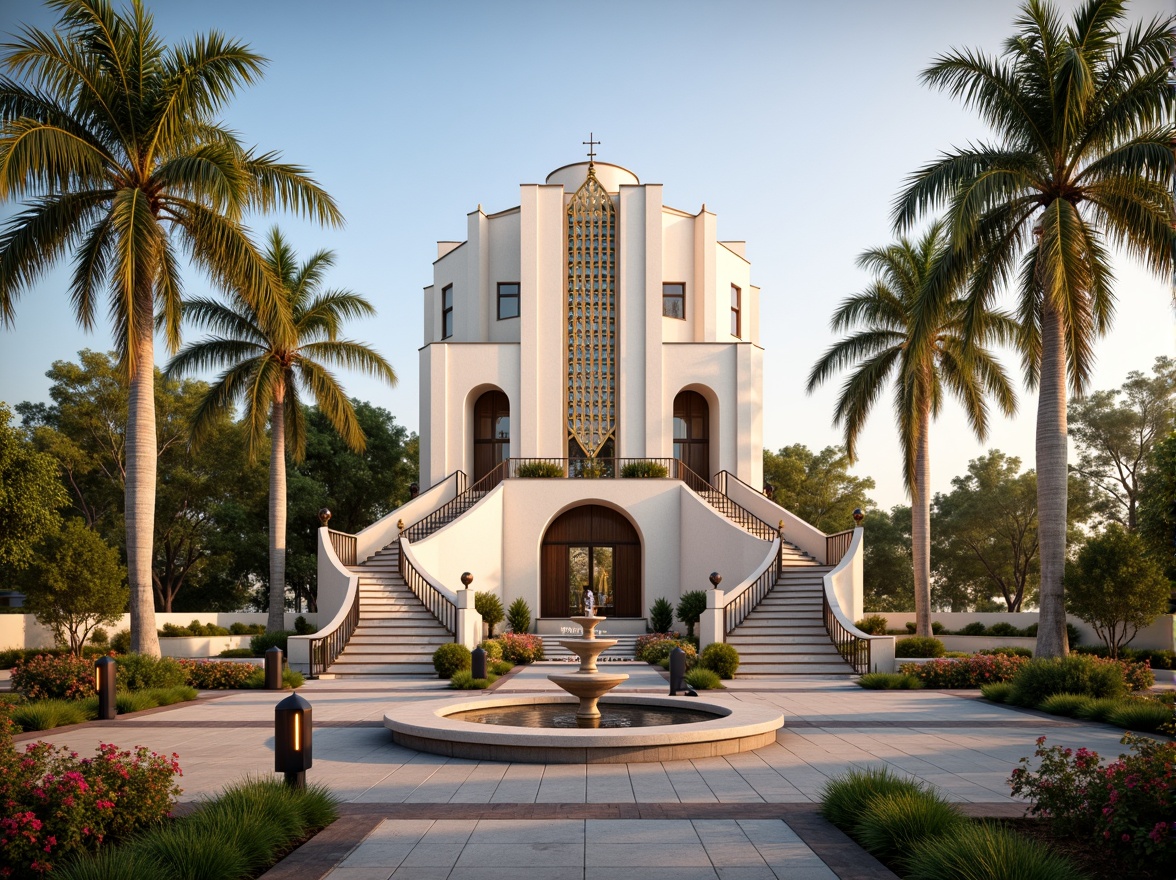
541, 505, 641, 618
473, 390, 509, 481
673, 390, 710, 479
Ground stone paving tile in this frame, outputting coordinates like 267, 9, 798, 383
469, 819, 585, 843
455, 841, 585, 867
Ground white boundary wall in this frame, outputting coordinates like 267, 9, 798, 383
876, 611, 1176, 652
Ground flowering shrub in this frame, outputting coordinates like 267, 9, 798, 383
635, 633, 694, 664
497, 632, 544, 663
1009, 734, 1176, 874
1007, 654, 1151, 707
0, 709, 182, 877
10, 654, 94, 701
114, 654, 186, 690
177, 659, 258, 689
899, 653, 1029, 687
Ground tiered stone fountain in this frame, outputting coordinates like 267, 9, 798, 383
546, 615, 628, 725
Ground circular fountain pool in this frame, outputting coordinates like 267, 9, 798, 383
384, 694, 784, 764
449, 702, 721, 729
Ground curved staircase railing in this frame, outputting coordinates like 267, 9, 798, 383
308, 529, 361, 678
723, 537, 784, 635
403, 460, 508, 542
327, 529, 357, 566
825, 530, 854, 567
398, 538, 457, 636
678, 463, 777, 540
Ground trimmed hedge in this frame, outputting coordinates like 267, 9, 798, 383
895, 637, 945, 658
433, 643, 471, 678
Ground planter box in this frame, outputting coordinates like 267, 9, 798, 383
158, 635, 253, 658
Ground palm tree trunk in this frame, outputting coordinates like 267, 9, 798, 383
126, 324, 161, 657
1035, 300, 1070, 658
912, 405, 932, 638
268, 397, 288, 633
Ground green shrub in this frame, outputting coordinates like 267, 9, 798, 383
649, 597, 675, 633
818, 766, 926, 831
218, 648, 254, 658
942, 651, 970, 658
488, 659, 513, 676
987, 621, 1021, 637
635, 633, 695, 664
676, 591, 707, 639
249, 630, 294, 657
684, 667, 723, 690
1008, 654, 1129, 707
1106, 700, 1173, 733
1038, 693, 1095, 716
229, 622, 266, 636
699, 643, 739, 678
958, 621, 987, 636
179, 659, 258, 689
978, 645, 1032, 657
506, 597, 532, 634
294, 615, 315, 635
980, 682, 1013, 702
110, 628, 131, 654
450, 670, 495, 689
478, 639, 504, 660
9, 698, 93, 731
855, 790, 965, 869
895, 637, 945, 658
930, 621, 944, 634
433, 643, 471, 678
858, 672, 923, 690
116, 691, 156, 714
90, 627, 109, 646
855, 614, 889, 635
905, 822, 1086, 880
904, 621, 917, 634
475, 592, 505, 634
515, 461, 564, 478
902, 654, 1029, 688
115, 653, 186, 690
620, 460, 669, 478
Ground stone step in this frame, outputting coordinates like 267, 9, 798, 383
353, 621, 450, 632
728, 641, 841, 654
348, 633, 451, 644
339, 645, 440, 658
324, 662, 437, 676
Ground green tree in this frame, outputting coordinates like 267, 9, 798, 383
1137, 432, 1176, 596
167, 229, 396, 630
0, 1, 341, 656
21, 519, 127, 656
807, 222, 1017, 636
762, 444, 875, 535
862, 506, 915, 613
0, 403, 67, 575
1066, 524, 1170, 657
894, 0, 1176, 657
1069, 356, 1176, 530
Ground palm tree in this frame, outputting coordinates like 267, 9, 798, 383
0, 0, 340, 656
893, 0, 1176, 656
807, 221, 1017, 637
167, 228, 396, 632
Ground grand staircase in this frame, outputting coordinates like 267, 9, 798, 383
320, 544, 452, 677
726, 548, 855, 678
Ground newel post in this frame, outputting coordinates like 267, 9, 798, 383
699, 571, 724, 652
455, 572, 482, 649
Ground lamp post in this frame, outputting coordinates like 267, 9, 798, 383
274, 692, 312, 789
265, 646, 284, 690
95, 656, 116, 720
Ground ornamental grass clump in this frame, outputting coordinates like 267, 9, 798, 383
904, 821, 1087, 880
858, 672, 923, 690
818, 766, 926, 831
1038, 693, 1096, 716
1105, 700, 1173, 734
979, 682, 1013, 703
684, 667, 723, 690
8, 698, 93, 732
450, 670, 495, 689
854, 790, 965, 869
1009, 734, 1176, 874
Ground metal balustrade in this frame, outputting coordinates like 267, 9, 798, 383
822, 590, 871, 674
308, 583, 360, 679
723, 539, 784, 635
825, 530, 854, 566
327, 529, 356, 566
398, 540, 456, 636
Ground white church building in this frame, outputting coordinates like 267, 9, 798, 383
291, 155, 892, 679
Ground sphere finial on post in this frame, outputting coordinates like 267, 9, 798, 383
461, 572, 473, 589
852, 508, 865, 525
709, 572, 722, 589
317, 508, 331, 526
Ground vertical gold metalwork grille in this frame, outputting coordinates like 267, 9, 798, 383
566, 167, 617, 457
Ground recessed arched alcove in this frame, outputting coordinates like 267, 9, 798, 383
673, 389, 711, 479
472, 389, 510, 481
540, 504, 641, 618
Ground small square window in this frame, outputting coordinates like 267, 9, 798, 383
730, 284, 741, 338
497, 282, 520, 320
442, 284, 454, 339
662, 282, 685, 319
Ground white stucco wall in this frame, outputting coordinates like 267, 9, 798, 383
409, 484, 505, 597
679, 489, 774, 596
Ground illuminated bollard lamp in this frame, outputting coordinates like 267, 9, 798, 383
274, 691, 312, 788
95, 656, 116, 720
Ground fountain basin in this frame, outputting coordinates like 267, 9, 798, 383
384, 694, 784, 764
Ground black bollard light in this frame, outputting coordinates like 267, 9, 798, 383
95, 656, 116, 720
265, 646, 284, 690
274, 691, 312, 789
472, 646, 486, 680
669, 647, 687, 696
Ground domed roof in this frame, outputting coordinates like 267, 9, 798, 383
545, 162, 639, 193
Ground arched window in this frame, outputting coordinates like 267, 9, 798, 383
673, 391, 710, 480
541, 505, 641, 618
473, 390, 510, 481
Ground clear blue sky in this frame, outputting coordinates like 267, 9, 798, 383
1, 0, 1172, 510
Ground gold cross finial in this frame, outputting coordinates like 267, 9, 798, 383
582, 132, 600, 164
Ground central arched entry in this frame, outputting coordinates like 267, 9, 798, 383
541, 504, 641, 618
473, 390, 510, 481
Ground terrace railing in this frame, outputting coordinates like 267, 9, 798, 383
327, 529, 357, 567
308, 580, 360, 678
825, 530, 854, 567
823, 590, 871, 674
723, 538, 784, 636
398, 539, 457, 636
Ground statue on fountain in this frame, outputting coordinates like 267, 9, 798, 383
583, 589, 595, 617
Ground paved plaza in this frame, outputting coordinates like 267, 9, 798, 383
13, 663, 1142, 879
